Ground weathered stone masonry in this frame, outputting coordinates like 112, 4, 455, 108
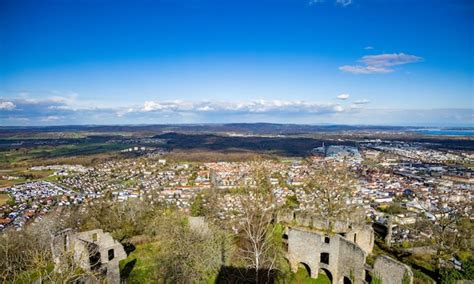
52, 228, 127, 283
280, 210, 413, 284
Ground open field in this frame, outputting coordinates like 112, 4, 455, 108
1, 125, 472, 171
0, 143, 129, 169
0, 193, 11, 205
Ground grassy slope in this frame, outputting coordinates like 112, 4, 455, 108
119, 242, 160, 284
120, 240, 332, 284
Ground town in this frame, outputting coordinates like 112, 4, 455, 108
2, 139, 471, 241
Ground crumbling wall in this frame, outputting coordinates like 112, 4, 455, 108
345, 225, 374, 254
287, 228, 321, 278
287, 228, 370, 283
52, 229, 127, 283
51, 228, 76, 273
373, 255, 413, 284
333, 220, 350, 232
336, 237, 366, 283
277, 209, 294, 223
312, 218, 330, 230
188, 216, 210, 235
294, 211, 313, 227
280, 209, 374, 256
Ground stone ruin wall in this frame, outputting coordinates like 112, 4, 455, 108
287, 229, 321, 278
373, 255, 413, 284
278, 209, 374, 255
336, 237, 367, 283
52, 228, 127, 283
282, 209, 413, 284
287, 228, 367, 283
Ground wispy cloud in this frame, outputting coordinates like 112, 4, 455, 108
308, 0, 324, 5
353, 99, 370, 104
336, 0, 352, 7
41, 115, 62, 122
309, 0, 352, 7
339, 53, 423, 74
337, 93, 350, 100
364, 46, 374, 50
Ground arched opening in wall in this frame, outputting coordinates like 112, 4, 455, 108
365, 270, 372, 283
319, 268, 333, 283
320, 252, 330, 265
282, 233, 289, 252
63, 235, 68, 251
343, 276, 352, 284
282, 257, 291, 272
298, 262, 312, 278
87, 243, 101, 271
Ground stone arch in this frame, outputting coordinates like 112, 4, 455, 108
319, 267, 333, 283
282, 257, 292, 273
365, 269, 372, 283
87, 243, 101, 271
298, 262, 312, 277
343, 276, 352, 284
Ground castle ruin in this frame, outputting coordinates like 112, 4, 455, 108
279, 210, 413, 284
51, 228, 127, 283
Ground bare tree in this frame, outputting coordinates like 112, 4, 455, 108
236, 161, 281, 283
150, 211, 230, 282
0, 208, 100, 283
305, 160, 359, 234
31, 246, 103, 283
414, 197, 473, 276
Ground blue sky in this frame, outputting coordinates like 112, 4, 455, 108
0, 0, 473, 126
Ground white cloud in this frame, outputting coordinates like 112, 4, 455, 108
340, 53, 423, 74
308, 0, 324, 5
337, 93, 350, 100
336, 0, 352, 6
2, 94, 470, 127
364, 46, 374, 50
362, 53, 422, 67
309, 0, 352, 6
353, 99, 370, 104
140, 99, 343, 115
0, 101, 16, 110
339, 65, 392, 74
41, 116, 61, 122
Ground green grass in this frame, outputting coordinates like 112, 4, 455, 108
5, 263, 55, 284
119, 241, 160, 284
290, 267, 331, 284
0, 192, 12, 205
0, 142, 129, 168
121, 239, 332, 284
0, 178, 26, 188
0, 168, 54, 188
